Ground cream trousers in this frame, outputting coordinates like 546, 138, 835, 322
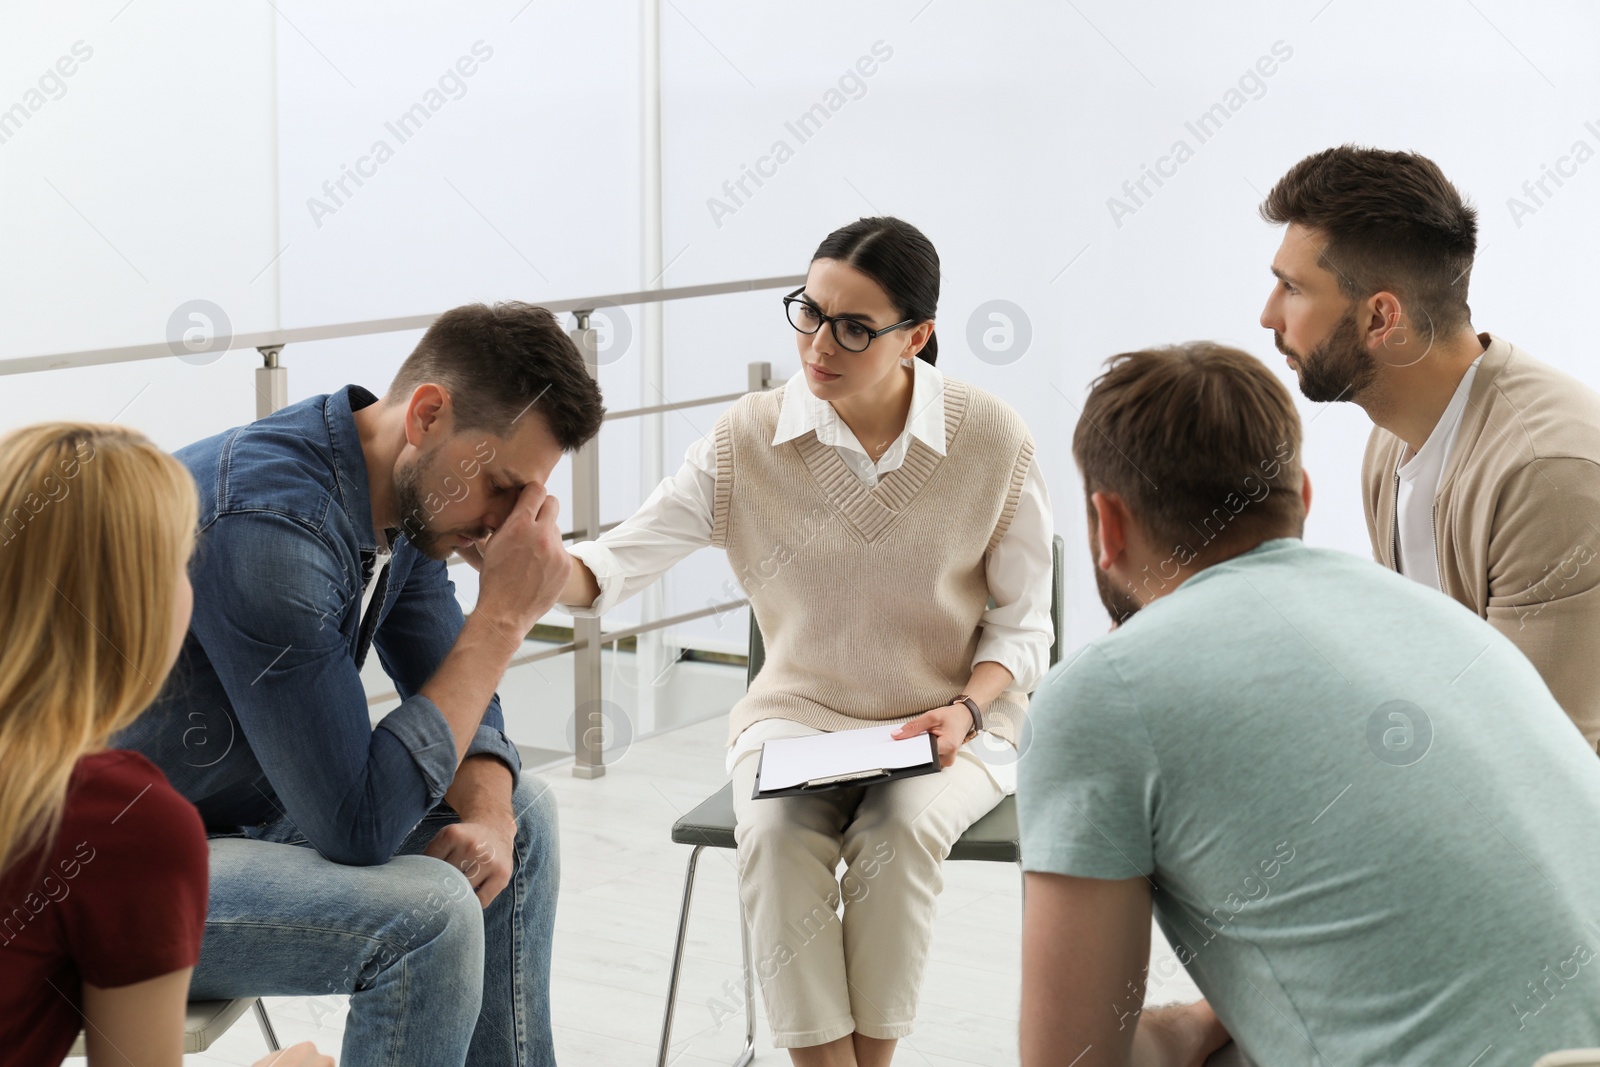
729, 749, 1003, 1048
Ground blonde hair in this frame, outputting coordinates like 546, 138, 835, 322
0, 423, 197, 878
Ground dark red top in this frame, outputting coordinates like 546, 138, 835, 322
0, 750, 208, 1066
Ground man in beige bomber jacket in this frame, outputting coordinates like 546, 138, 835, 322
1359, 335, 1600, 747
1259, 145, 1600, 749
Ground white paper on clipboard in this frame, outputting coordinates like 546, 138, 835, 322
756, 724, 936, 793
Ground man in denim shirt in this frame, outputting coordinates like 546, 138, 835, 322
120, 302, 604, 1067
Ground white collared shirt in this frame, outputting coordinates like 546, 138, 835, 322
568, 359, 1054, 790
769, 350, 950, 487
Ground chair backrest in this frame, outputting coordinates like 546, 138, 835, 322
1533, 1053, 1600, 1067
745, 533, 1067, 686
68, 998, 262, 1056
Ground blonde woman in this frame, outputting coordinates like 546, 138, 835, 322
0, 423, 327, 1067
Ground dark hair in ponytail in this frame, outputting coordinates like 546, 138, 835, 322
811, 217, 940, 365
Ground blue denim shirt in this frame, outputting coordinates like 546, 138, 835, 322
118, 385, 520, 865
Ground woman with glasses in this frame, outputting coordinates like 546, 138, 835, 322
561, 216, 1053, 1067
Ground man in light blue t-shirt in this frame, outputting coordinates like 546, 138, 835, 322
1018, 342, 1600, 1067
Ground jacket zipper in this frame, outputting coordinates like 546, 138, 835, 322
1390, 472, 1401, 571
1430, 504, 1445, 591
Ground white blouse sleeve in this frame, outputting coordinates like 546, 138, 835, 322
566, 433, 719, 618
973, 452, 1055, 692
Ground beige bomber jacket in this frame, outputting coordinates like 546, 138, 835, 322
1362, 333, 1600, 750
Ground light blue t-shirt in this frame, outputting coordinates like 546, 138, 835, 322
1019, 539, 1600, 1066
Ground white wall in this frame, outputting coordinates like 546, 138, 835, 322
0, 1, 278, 440
1047, 0, 1600, 648
4, 0, 1599, 664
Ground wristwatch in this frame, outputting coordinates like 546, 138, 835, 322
954, 694, 983, 743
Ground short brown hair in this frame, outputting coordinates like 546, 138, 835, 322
1260, 145, 1477, 338
387, 301, 605, 449
1073, 342, 1304, 563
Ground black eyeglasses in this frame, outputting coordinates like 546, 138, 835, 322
783, 286, 917, 353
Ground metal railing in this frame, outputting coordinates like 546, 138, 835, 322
1, 273, 807, 777
550, 322, 788, 779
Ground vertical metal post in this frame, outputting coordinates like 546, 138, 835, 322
636, 0, 668, 738
256, 346, 287, 420
747, 361, 772, 393
570, 311, 606, 779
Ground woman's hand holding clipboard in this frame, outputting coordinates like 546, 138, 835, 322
892, 700, 980, 768
751, 725, 939, 799
750, 699, 982, 800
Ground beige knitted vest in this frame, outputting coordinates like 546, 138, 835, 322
711, 376, 1035, 746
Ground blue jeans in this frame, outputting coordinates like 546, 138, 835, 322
190, 774, 559, 1067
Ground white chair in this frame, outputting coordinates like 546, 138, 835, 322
1534, 1052, 1600, 1067
67, 997, 278, 1056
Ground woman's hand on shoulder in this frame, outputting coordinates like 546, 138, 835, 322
892, 703, 972, 768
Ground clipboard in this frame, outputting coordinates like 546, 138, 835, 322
751, 724, 941, 799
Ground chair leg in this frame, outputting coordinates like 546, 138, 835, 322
252, 998, 280, 1052
657, 845, 705, 1067
735, 896, 755, 1067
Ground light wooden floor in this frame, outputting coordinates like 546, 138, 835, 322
186, 716, 1200, 1066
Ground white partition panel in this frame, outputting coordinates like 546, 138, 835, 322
4, 0, 1599, 666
